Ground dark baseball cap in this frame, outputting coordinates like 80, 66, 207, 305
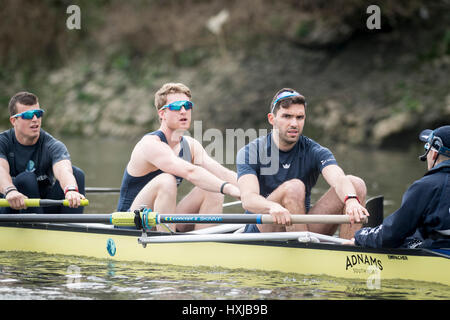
419, 125, 450, 157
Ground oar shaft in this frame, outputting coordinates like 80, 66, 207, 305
157, 213, 366, 225
0, 214, 109, 223
0, 199, 89, 207
0, 212, 366, 227
85, 187, 120, 193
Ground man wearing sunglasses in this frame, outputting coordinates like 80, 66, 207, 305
348, 125, 450, 249
0, 91, 85, 214
117, 83, 240, 232
236, 88, 369, 239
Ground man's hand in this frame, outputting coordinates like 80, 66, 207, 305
65, 191, 86, 208
268, 203, 292, 226
344, 199, 369, 223
343, 238, 356, 246
5, 190, 28, 210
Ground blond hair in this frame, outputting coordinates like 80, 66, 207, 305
154, 83, 192, 111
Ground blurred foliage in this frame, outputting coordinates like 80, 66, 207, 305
1, 0, 448, 68
0, 0, 448, 145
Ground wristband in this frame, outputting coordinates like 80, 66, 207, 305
64, 185, 79, 196
220, 182, 229, 194
4, 186, 17, 196
344, 194, 360, 204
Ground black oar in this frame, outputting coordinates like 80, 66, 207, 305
0, 214, 107, 223
364, 195, 384, 227
85, 187, 120, 193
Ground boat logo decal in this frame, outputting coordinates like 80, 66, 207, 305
345, 254, 383, 271
106, 238, 116, 257
162, 216, 223, 223
388, 255, 408, 260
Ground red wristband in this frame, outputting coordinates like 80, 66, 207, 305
64, 185, 79, 195
344, 195, 360, 204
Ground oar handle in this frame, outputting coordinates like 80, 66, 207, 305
61, 199, 90, 207
262, 214, 368, 224
0, 199, 89, 207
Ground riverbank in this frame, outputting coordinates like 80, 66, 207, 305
1, 1, 449, 147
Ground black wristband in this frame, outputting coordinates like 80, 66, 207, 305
220, 182, 229, 194
4, 187, 17, 196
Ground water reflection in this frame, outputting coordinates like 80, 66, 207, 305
0, 251, 448, 300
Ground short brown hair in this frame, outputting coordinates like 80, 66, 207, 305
8, 92, 39, 116
154, 83, 192, 111
270, 88, 306, 115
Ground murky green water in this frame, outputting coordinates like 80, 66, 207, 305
1, 137, 449, 300
0, 251, 448, 300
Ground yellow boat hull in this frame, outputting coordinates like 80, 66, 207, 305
0, 223, 449, 286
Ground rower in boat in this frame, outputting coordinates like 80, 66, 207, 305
116, 83, 240, 232
350, 125, 450, 249
0, 91, 86, 214
236, 88, 369, 239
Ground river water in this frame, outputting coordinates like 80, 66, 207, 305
0, 136, 449, 301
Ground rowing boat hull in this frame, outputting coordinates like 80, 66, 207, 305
0, 222, 449, 286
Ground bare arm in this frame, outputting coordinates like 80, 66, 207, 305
0, 158, 27, 210
189, 137, 238, 185
238, 174, 291, 225
139, 137, 240, 199
0, 158, 14, 194
321, 164, 368, 222
53, 159, 85, 207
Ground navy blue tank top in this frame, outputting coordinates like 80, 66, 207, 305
116, 130, 192, 211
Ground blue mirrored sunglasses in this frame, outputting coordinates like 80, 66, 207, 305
273, 91, 301, 105
271, 91, 303, 113
160, 100, 193, 111
12, 109, 45, 120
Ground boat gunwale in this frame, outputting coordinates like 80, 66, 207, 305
1, 221, 448, 259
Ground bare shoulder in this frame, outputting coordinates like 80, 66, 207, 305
130, 134, 168, 162
134, 134, 164, 152
183, 135, 204, 153
140, 134, 162, 145
128, 135, 167, 175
